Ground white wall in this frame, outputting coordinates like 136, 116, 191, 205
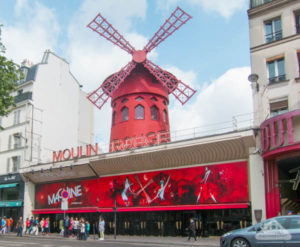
248, 147, 266, 224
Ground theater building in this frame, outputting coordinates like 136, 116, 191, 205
248, 0, 300, 218
19, 126, 266, 236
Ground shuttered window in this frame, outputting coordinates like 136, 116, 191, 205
270, 99, 288, 117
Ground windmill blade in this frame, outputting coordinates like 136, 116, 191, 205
143, 7, 191, 53
88, 13, 135, 55
143, 60, 196, 105
87, 61, 136, 109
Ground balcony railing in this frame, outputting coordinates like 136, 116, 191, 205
14, 92, 32, 104
265, 30, 282, 43
269, 74, 286, 84
261, 109, 300, 153
250, 0, 274, 8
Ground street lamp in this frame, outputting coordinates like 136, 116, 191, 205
248, 73, 259, 92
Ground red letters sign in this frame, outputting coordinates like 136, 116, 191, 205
52, 143, 98, 163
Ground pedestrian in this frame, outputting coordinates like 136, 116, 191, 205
1, 217, 6, 234
98, 216, 105, 241
69, 217, 74, 237
16, 217, 23, 237
86, 221, 90, 239
73, 217, 79, 239
43, 217, 49, 236
40, 218, 45, 235
25, 218, 30, 235
32, 217, 39, 236
29, 216, 34, 235
79, 218, 86, 240
6, 217, 11, 233
187, 218, 197, 241
59, 219, 64, 236
7, 217, 13, 233
64, 216, 70, 238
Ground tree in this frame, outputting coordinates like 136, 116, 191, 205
0, 24, 23, 119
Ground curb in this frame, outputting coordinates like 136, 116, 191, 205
3, 233, 220, 246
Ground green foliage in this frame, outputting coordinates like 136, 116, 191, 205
0, 24, 23, 117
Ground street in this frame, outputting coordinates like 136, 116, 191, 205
0, 235, 219, 247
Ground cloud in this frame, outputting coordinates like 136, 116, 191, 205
156, 0, 248, 19
169, 67, 253, 135
2, 1, 60, 64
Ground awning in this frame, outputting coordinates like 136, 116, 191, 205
32, 203, 249, 214
0, 183, 18, 189
0, 201, 22, 207
33, 207, 98, 215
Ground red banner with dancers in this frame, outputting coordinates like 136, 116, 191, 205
35, 161, 248, 209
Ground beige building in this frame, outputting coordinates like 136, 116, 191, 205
248, 0, 300, 218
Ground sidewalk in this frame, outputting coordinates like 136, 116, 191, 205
6, 232, 220, 246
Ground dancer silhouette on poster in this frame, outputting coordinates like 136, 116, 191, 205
151, 175, 171, 202
121, 177, 134, 206
197, 167, 218, 203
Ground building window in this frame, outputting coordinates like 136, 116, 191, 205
135, 105, 144, 119
297, 52, 300, 76
163, 110, 168, 123
151, 106, 159, 120
8, 135, 11, 150
270, 99, 288, 117
112, 111, 116, 125
295, 11, 300, 34
13, 110, 21, 125
267, 57, 286, 83
265, 17, 282, 43
163, 100, 167, 106
121, 107, 129, 121
121, 98, 128, 103
13, 133, 22, 149
251, 0, 273, 8
12, 156, 20, 172
6, 158, 10, 173
151, 97, 158, 102
135, 96, 144, 102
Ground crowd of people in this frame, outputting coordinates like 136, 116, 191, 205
0, 215, 105, 241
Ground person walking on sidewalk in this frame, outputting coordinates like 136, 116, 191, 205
187, 218, 197, 241
16, 217, 23, 237
6, 217, 12, 233
98, 216, 105, 241
31, 217, 39, 236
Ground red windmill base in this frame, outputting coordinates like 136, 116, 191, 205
87, 7, 196, 152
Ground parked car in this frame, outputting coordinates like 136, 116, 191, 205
220, 215, 300, 247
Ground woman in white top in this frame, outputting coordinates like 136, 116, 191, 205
98, 216, 105, 240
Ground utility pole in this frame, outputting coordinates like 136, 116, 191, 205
114, 199, 117, 239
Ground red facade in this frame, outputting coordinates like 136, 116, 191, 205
109, 66, 170, 151
35, 161, 249, 213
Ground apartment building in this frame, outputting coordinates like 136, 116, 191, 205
248, 0, 300, 219
0, 50, 94, 220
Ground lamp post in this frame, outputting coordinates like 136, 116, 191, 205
248, 73, 259, 92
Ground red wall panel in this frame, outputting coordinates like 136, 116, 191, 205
35, 161, 248, 210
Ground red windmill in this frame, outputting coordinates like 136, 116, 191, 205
87, 7, 196, 151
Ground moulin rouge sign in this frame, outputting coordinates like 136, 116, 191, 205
52, 130, 170, 162
52, 144, 99, 163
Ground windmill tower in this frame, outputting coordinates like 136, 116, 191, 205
87, 7, 196, 151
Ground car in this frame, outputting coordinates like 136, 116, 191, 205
220, 215, 300, 247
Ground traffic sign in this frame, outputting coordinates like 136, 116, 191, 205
61, 190, 69, 199
61, 198, 68, 210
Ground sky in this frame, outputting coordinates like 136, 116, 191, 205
0, 0, 253, 146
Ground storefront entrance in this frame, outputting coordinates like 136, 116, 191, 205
38, 208, 250, 237
278, 156, 300, 214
